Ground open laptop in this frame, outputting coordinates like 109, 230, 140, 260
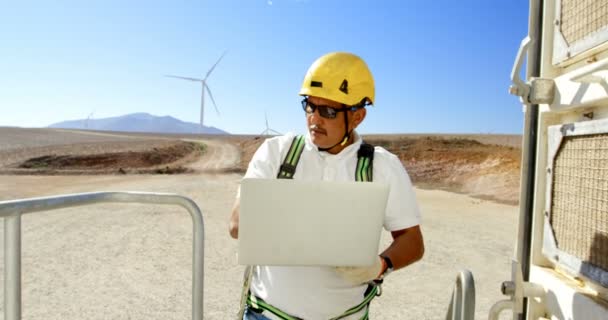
238, 178, 389, 267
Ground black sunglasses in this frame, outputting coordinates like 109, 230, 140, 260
301, 98, 362, 119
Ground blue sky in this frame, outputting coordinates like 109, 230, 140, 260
0, 0, 529, 135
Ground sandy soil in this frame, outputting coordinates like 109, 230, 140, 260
0, 128, 519, 319
0, 176, 516, 320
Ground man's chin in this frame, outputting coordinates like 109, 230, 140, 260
310, 136, 328, 149
311, 138, 334, 150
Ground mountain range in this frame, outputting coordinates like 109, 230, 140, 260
48, 113, 229, 135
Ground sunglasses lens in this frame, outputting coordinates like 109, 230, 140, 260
302, 99, 308, 111
302, 99, 339, 119
318, 106, 337, 119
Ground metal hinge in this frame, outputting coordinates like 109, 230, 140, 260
509, 36, 556, 105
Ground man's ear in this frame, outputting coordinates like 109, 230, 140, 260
351, 108, 367, 130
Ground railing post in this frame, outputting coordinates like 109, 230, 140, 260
5, 213, 22, 320
191, 206, 204, 320
445, 270, 475, 320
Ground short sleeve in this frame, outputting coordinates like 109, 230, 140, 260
375, 150, 421, 231
244, 139, 279, 180
236, 134, 295, 198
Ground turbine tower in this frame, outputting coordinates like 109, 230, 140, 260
165, 51, 227, 132
85, 111, 94, 130
260, 112, 281, 136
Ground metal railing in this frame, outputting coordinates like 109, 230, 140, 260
445, 269, 476, 320
0, 191, 205, 320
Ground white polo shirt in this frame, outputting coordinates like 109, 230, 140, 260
239, 132, 421, 320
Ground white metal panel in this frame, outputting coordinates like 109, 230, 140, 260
549, 58, 608, 111
529, 266, 608, 319
553, 0, 608, 66
543, 119, 608, 288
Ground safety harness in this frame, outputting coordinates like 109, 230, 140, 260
245, 135, 379, 320
277, 135, 374, 180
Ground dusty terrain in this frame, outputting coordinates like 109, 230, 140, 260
0, 128, 521, 204
237, 133, 521, 204
0, 129, 207, 175
0, 128, 520, 319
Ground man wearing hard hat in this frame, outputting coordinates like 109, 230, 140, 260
230, 52, 424, 320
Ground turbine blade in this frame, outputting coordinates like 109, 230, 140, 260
265, 112, 269, 129
204, 50, 227, 80
165, 75, 203, 82
205, 84, 220, 116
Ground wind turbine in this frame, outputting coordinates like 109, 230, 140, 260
85, 111, 94, 130
165, 51, 227, 132
260, 112, 281, 136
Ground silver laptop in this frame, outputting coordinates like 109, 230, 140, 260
238, 178, 389, 267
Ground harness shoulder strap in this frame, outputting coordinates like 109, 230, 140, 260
356, 142, 374, 182
277, 135, 306, 179
278, 136, 375, 182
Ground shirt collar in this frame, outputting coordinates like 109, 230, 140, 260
304, 131, 362, 160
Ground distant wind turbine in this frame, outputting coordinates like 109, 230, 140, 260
165, 51, 227, 132
260, 112, 281, 136
85, 111, 94, 130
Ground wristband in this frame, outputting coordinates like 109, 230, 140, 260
378, 255, 394, 279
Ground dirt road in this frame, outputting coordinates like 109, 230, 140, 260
0, 138, 517, 319
184, 138, 241, 173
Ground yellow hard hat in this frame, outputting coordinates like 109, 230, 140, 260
299, 52, 375, 106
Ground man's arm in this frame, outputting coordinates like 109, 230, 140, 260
381, 225, 424, 270
229, 198, 240, 239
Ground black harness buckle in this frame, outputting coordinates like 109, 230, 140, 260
279, 163, 297, 176
358, 143, 375, 160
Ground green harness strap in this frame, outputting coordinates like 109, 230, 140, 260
247, 135, 378, 320
356, 142, 374, 183
277, 135, 306, 179
247, 284, 379, 320
277, 135, 374, 182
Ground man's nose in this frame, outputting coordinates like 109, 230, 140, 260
308, 107, 324, 124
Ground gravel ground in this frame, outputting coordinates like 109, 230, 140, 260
0, 174, 516, 320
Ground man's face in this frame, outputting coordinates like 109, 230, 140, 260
305, 96, 365, 152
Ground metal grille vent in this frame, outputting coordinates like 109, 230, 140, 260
551, 133, 608, 272
561, 0, 608, 44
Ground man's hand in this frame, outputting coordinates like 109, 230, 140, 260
334, 256, 385, 285
229, 199, 240, 239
